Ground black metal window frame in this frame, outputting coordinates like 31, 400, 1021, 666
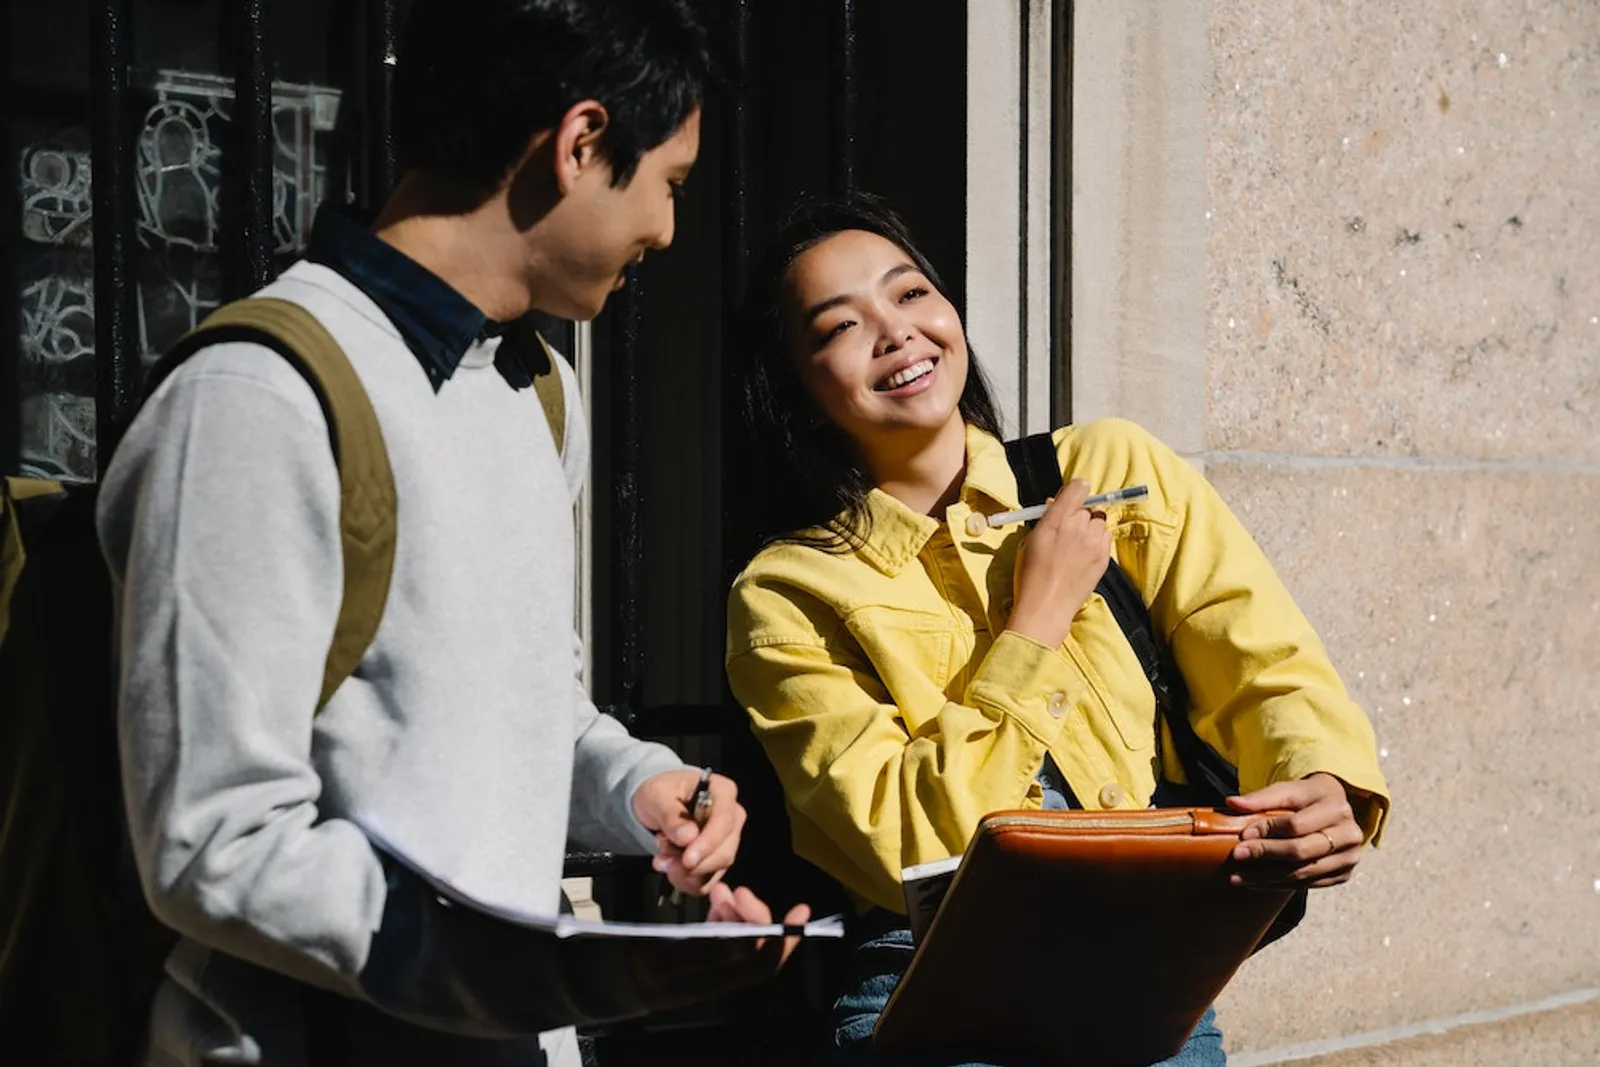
81, 0, 401, 470
606, 0, 859, 721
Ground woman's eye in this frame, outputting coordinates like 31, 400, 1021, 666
820, 320, 854, 344
669, 181, 686, 203
899, 286, 929, 302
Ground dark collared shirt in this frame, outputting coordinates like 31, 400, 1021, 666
306, 204, 532, 391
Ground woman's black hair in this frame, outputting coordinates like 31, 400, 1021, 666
733, 193, 1004, 553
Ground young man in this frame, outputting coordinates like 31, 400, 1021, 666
97, 2, 801, 1064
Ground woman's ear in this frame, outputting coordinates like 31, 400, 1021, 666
551, 99, 610, 195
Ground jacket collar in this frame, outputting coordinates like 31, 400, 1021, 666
961, 425, 1023, 513
851, 425, 1023, 576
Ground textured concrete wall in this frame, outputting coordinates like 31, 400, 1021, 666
1068, 0, 1210, 456
1201, 0, 1600, 1059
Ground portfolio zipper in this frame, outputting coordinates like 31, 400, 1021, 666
984, 812, 1194, 832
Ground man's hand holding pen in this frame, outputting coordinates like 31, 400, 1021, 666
634, 768, 811, 969
632, 766, 747, 898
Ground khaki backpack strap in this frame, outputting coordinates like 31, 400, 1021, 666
493, 317, 567, 457
1, 478, 63, 649
150, 298, 397, 712
530, 332, 567, 457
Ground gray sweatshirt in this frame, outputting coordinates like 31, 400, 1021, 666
97, 261, 684, 1065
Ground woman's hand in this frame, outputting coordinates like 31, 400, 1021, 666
708, 884, 811, 968
1225, 773, 1367, 888
1005, 479, 1112, 649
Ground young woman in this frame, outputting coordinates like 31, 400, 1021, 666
724, 196, 1390, 1067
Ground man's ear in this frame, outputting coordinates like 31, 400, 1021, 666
552, 99, 610, 194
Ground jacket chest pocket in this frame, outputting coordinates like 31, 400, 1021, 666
848, 609, 958, 740
1071, 594, 1160, 753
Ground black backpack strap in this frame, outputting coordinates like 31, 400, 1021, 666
1096, 560, 1305, 947
1003, 434, 1063, 517
1092, 563, 1240, 799
1001, 432, 1304, 948
1001, 433, 1239, 799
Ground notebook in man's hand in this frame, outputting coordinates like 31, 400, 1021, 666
350, 816, 844, 1035
359, 817, 845, 941
875, 807, 1296, 1067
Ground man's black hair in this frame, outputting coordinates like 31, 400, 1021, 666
732, 193, 1005, 554
393, 0, 712, 190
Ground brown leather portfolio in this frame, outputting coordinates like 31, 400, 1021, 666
873, 808, 1295, 1067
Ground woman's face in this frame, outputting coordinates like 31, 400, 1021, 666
783, 229, 968, 455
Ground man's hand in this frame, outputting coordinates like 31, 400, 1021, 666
1226, 772, 1366, 889
707, 883, 810, 969
631, 769, 747, 897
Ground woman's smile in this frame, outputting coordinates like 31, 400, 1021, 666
873, 356, 939, 395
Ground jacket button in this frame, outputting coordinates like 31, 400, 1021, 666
964, 512, 987, 538
1047, 691, 1068, 717
1098, 783, 1125, 808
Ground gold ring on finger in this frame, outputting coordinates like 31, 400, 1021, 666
1318, 829, 1336, 857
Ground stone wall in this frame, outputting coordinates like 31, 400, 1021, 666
1203, 1, 1599, 1059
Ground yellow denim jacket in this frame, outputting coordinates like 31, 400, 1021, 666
726, 419, 1390, 914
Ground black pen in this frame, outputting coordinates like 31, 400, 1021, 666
663, 767, 714, 906
687, 766, 714, 826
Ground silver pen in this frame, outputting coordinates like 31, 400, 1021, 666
966, 485, 1149, 536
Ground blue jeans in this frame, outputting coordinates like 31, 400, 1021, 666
828, 926, 1225, 1066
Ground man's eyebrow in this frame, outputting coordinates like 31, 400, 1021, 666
803, 262, 921, 324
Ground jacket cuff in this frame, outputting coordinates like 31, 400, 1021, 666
1269, 747, 1392, 846
966, 631, 1086, 745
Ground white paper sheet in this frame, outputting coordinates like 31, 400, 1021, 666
357, 818, 845, 941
